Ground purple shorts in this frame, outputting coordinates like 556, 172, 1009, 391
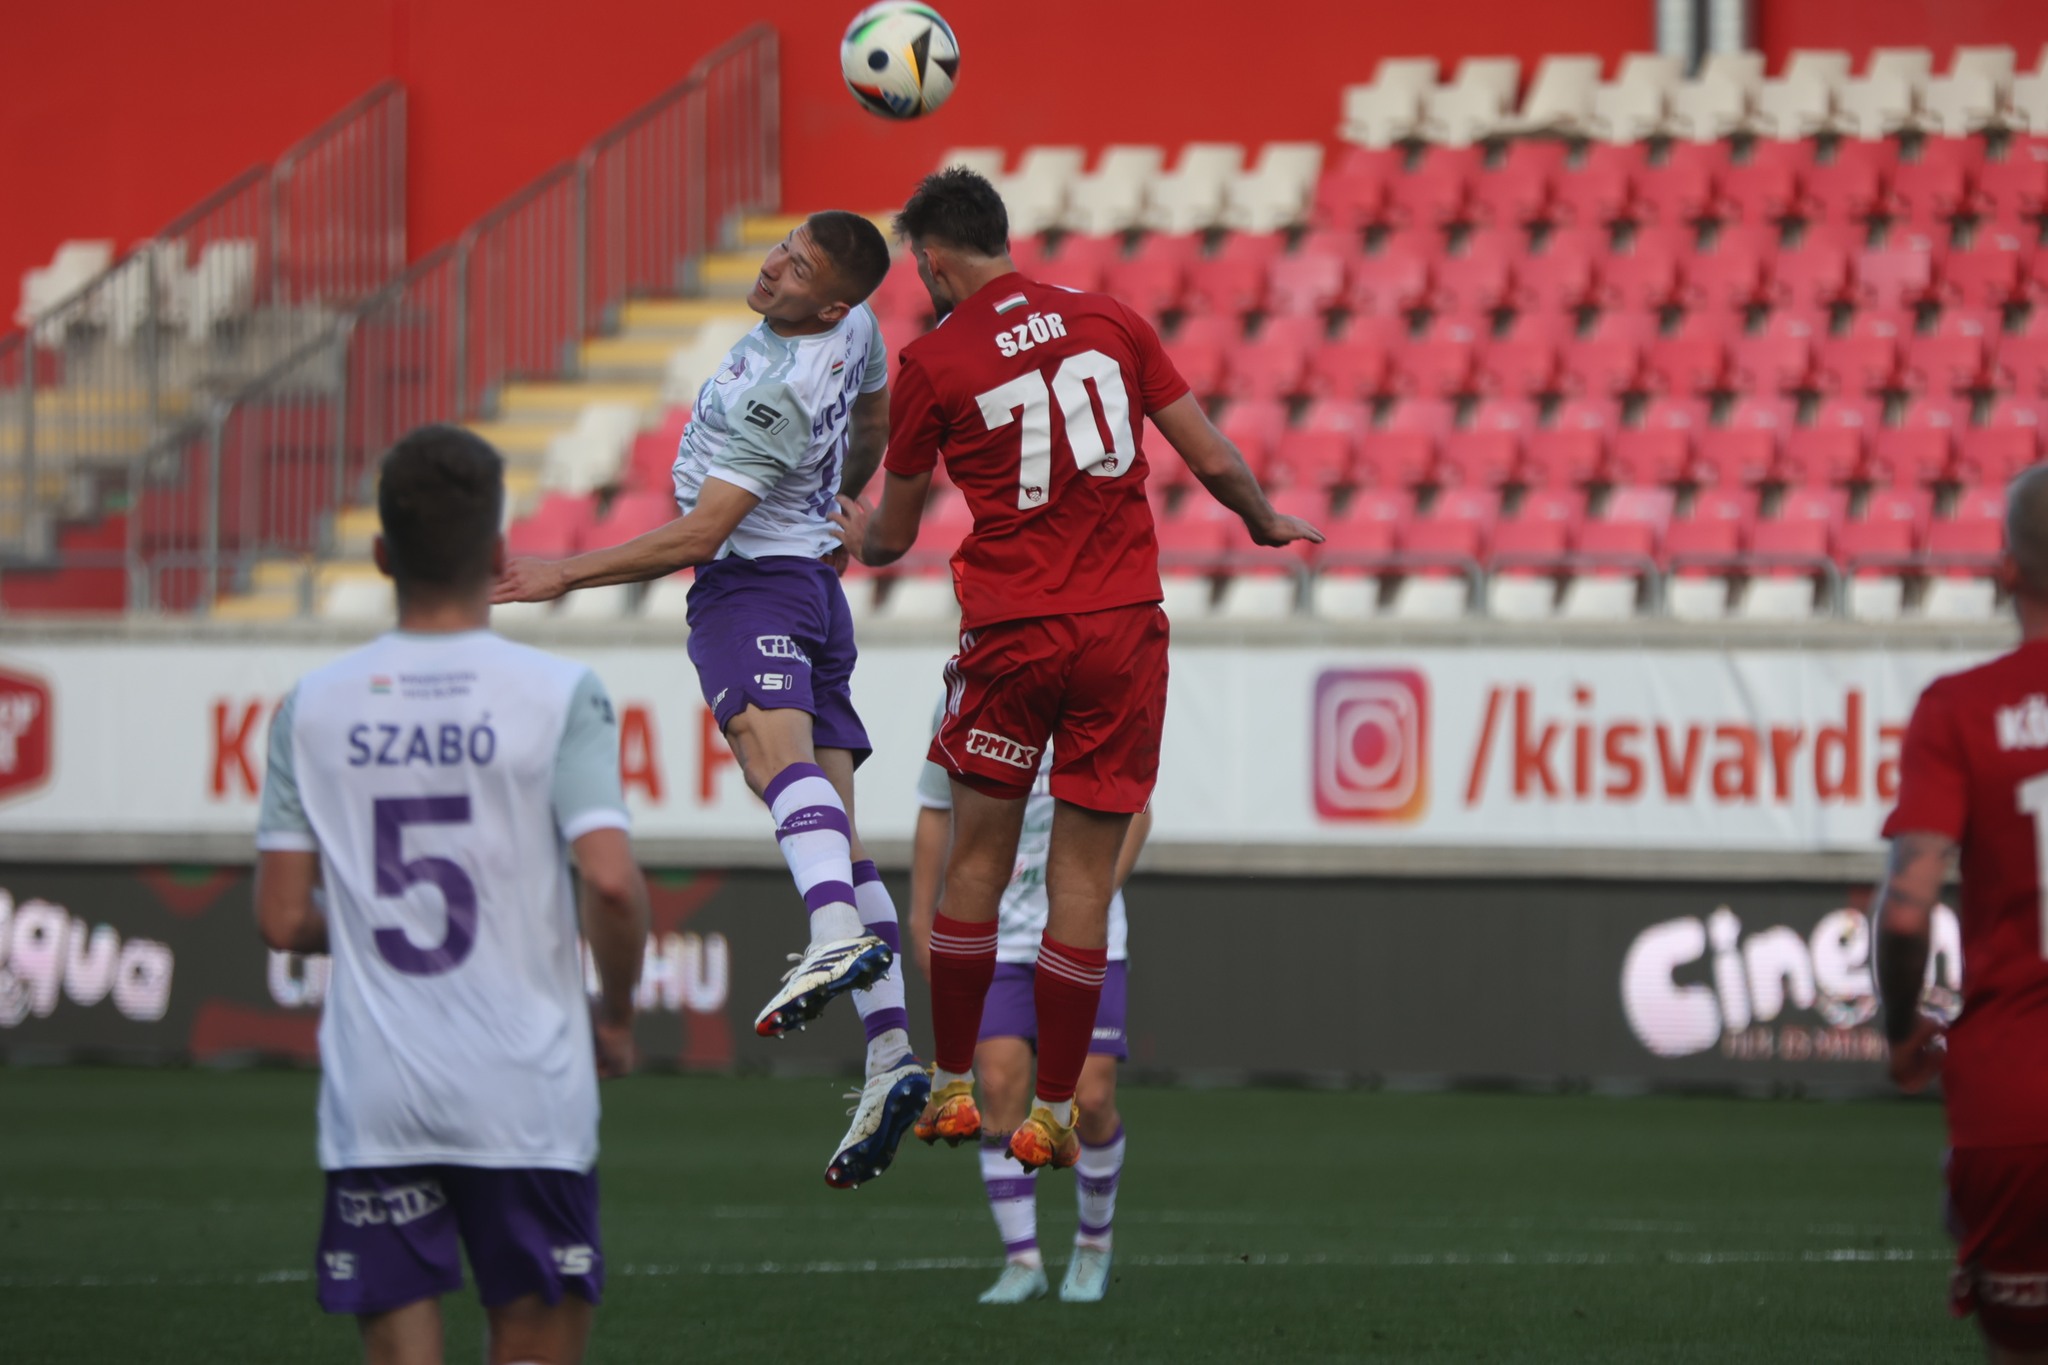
315, 1166, 603, 1316
685, 555, 870, 763
978, 960, 1129, 1061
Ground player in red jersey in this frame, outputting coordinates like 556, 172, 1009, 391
1877, 465, 2048, 1362
832, 168, 1319, 1171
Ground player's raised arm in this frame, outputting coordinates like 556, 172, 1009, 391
496, 478, 762, 603
1151, 393, 1322, 550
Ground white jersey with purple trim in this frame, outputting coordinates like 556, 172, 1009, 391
671, 304, 888, 561
917, 717, 1129, 966
256, 630, 630, 1172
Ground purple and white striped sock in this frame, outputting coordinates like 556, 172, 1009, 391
851, 860, 911, 1073
1074, 1123, 1125, 1250
980, 1133, 1040, 1267
764, 763, 861, 944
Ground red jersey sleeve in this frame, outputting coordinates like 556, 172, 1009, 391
1884, 680, 1969, 841
1118, 301, 1191, 415
884, 353, 946, 478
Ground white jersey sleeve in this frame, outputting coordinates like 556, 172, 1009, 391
256, 688, 316, 853
553, 671, 630, 841
861, 313, 888, 394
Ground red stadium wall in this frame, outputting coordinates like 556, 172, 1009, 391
6, 0, 2045, 311
0, 0, 1651, 303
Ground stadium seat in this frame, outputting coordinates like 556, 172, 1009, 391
509, 492, 596, 558
1393, 334, 1478, 397
1858, 238, 1942, 310
1165, 317, 1232, 399
1774, 231, 1857, 307
1225, 142, 1325, 232
1471, 141, 1565, 226
1870, 397, 1966, 485
1389, 145, 1482, 226
1215, 399, 1289, 479
1661, 517, 1741, 620
1062, 145, 1163, 235
590, 491, 676, 548
1555, 142, 1643, 226
1520, 228, 1603, 311
1144, 143, 1245, 233
1645, 335, 1728, 395
1999, 336, 2048, 395
1312, 147, 1400, 229
1593, 53, 1684, 145
1817, 316, 1906, 393
1304, 316, 1400, 400
995, 147, 1086, 237
1611, 397, 1706, 485
1698, 396, 1793, 486
1346, 241, 1434, 316
1265, 253, 1348, 316
1635, 141, 1727, 225
1224, 324, 1314, 400
1926, 516, 2004, 580
1978, 144, 2048, 228
1959, 396, 2045, 483
1271, 427, 1357, 492
1905, 331, 1991, 393
1103, 253, 1190, 316
1340, 59, 1438, 148
1434, 232, 1521, 315
1357, 398, 1450, 486
1687, 225, 1778, 307
1892, 146, 1978, 230
1477, 337, 1560, 397
1782, 396, 1879, 484
1517, 54, 1603, 137
1753, 53, 1842, 142
1185, 251, 1272, 318
1942, 229, 2030, 306
1036, 233, 1123, 292
1806, 139, 1896, 222
1559, 336, 1644, 396
1731, 333, 1816, 393
1921, 577, 2000, 620
1865, 485, 1936, 531
1601, 227, 1688, 309
1523, 397, 1614, 486
1439, 399, 1535, 486
1720, 149, 1806, 223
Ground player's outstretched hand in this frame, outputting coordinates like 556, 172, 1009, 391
494, 557, 570, 605
1887, 1013, 1946, 1093
1250, 512, 1325, 549
827, 494, 874, 565
593, 1014, 637, 1079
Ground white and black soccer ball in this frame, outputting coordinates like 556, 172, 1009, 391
840, 2, 960, 120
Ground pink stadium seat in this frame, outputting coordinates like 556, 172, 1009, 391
1999, 337, 2048, 395
1865, 485, 1935, 530
1470, 146, 1559, 227
1433, 485, 1501, 522
1806, 140, 1896, 223
1957, 396, 2045, 484
1102, 254, 1187, 316
1214, 398, 1289, 475
1747, 517, 1833, 577
1610, 397, 1706, 486
1636, 142, 1728, 225
1600, 228, 1688, 309
1869, 396, 1966, 485
1357, 398, 1451, 487
1518, 486, 1587, 525
1265, 253, 1348, 317
1694, 485, 1760, 522
1858, 236, 1942, 311
1780, 484, 1850, 523
1835, 518, 1916, 575
1698, 396, 1794, 486
1905, 333, 1990, 393
1575, 517, 1660, 573
1687, 225, 1779, 307
1038, 234, 1123, 292
1304, 327, 1397, 401
1559, 336, 1644, 396
507, 493, 595, 558
1941, 229, 2031, 307
1439, 398, 1536, 487
1271, 427, 1357, 491
1554, 143, 1641, 226
595, 491, 678, 546
627, 422, 682, 495
1296, 228, 1365, 262
1476, 337, 1560, 397
1954, 483, 2009, 523
1224, 331, 1312, 400
1891, 144, 1978, 230
1399, 515, 1487, 576
1978, 144, 2048, 229
1775, 232, 1857, 307
1781, 396, 1879, 484
1312, 171, 1390, 233
1817, 314, 1907, 393
1165, 317, 1233, 400
1434, 232, 1522, 315
1394, 336, 1478, 397
1523, 397, 1615, 487
1662, 515, 1743, 573
1185, 254, 1271, 317
1606, 484, 1678, 527
1389, 146, 1481, 227
1346, 242, 1435, 316
1520, 231, 1603, 312
1720, 149, 1806, 224
1582, 307, 1661, 344
1925, 517, 2004, 575
1488, 516, 1569, 571
1645, 336, 1728, 396
1731, 334, 1815, 394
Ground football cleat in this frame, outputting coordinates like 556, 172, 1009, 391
913, 1073, 982, 1146
1059, 1245, 1112, 1302
753, 936, 892, 1038
825, 1056, 932, 1189
978, 1259, 1049, 1304
1008, 1103, 1081, 1171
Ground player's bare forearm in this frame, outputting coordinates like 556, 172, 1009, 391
854, 468, 933, 566
496, 480, 759, 602
1872, 831, 1953, 1043
255, 850, 329, 954
1150, 393, 1322, 547
840, 388, 890, 500
909, 805, 952, 975
572, 828, 650, 1028
1113, 808, 1153, 891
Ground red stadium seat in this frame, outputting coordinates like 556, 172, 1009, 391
1518, 486, 1587, 524
1731, 333, 1815, 393
1265, 253, 1348, 317
1389, 146, 1481, 227
1998, 337, 2048, 395
1781, 396, 1879, 484
1865, 485, 1935, 531
1554, 142, 1641, 227
1925, 517, 2004, 576
507, 493, 596, 558
1662, 515, 1743, 573
1747, 517, 1833, 577
1559, 336, 1644, 396
1476, 337, 1560, 397
1304, 322, 1398, 401
1905, 332, 1990, 394
1697, 396, 1793, 486
1687, 225, 1779, 307
1978, 143, 2048, 229
1469, 143, 1560, 227
1346, 241, 1434, 316
1636, 141, 1728, 225
1954, 483, 2009, 523
1858, 236, 1942, 311
1775, 230, 1858, 307
1611, 397, 1706, 486
1038, 233, 1123, 292
1693, 485, 1760, 523
1606, 484, 1678, 528
1440, 398, 1536, 487
595, 490, 678, 545
1184, 254, 1270, 317
1224, 328, 1313, 400
1779, 484, 1849, 523
1215, 399, 1289, 474
1805, 140, 1896, 223
1891, 141, 1978, 229
1720, 146, 1807, 224
1520, 229, 1603, 312
1575, 517, 1660, 574
1868, 397, 1965, 486
1271, 427, 1357, 491
1835, 518, 1916, 576
1957, 396, 2045, 484
1817, 313, 1908, 393
1645, 336, 1728, 395
1311, 149, 1400, 231
1394, 336, 1478, 397
1102, 254, 1188, 316
1523, 397, 1615, 487
1356, 398, 1450, 486
1165, 315, 1235, 399
1434, 231, 1522, 315
1488, 515, 1569, 571
1941, 229, 2031, 307
1600, 227, 1688, 309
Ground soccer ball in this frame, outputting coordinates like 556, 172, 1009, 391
841, 2, 960, 120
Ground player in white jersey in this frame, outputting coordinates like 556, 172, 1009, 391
494, 211, 929, 1188
256, 425, 650, 1365
909, 705, 1149, 1305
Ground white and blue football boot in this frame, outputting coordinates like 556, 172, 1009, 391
1059, 1245, 1113, 1302
979, 1259, 1049, 1304
824, 1055, 932, 1189
753, 935, 892, 1038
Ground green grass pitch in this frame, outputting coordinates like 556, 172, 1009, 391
0, 1069, 1978, 1363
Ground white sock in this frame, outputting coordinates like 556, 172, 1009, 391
851, 861, 911, 1075
1044, 1098, 1075, 1127
982, 1135, 1040, 1266
1074, 1124, 1125, 1251
765, 763, 862, 943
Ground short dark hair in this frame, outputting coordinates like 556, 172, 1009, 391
2010, 463, 2048, 598
805, 210, 892, 303
893, 167, 1009, 257
378, 425, 503, 590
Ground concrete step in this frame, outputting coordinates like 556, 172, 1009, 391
498, 382, 661, 419
335, 506, 379, 556
734, 212, 895, 246
616, 299, 758, 334
464, 420, 559, 460
212, 589, 301, 622
580, 335, 679, 381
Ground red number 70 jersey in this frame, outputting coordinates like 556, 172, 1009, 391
884, 272, 1191, 630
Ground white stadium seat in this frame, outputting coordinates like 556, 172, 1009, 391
1424, 58, 1521, 145
1517, 55, 1602, 136
1160, 573, 1215, 620
1847, 577, 1906, 623
994, 146, 1085, 237
15, 238, 113, 332
1558, 576, 1640, 621
1064, 145, 1164, 235
1341, 58, 1438, 147
1310, 575, 1378, 620
875, 573, 959, 622
185, 239, 258, 343
556, 584, 633, 621
1388, 576, 1471, 620
1215, 573, 1298, 620
2012, 48, 2048, 132
1666, 578, 1731, 621
641, 576, 693, 620
935, 147, 1006, 178
1143, 143, 1245, 234
1921, 577, 1999, 622
1592, 54, 1680, 143
320, 575, 392, 622
662, 315, 756, 405
1753, 50, 1847, 139
1736, 577, 1819, 622
542, 403, 637, 495
1923, 69, 2003, 136
1671, 71, 1752, 142
1487, 573, 1557, 621
1224, 142, 1324, 233
1835, 68, 1918, 140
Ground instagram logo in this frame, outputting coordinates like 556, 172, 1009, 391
1312, 669, 1428, 822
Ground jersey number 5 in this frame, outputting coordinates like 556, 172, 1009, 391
976, 350, 1135, 510
372, 796, 479, 976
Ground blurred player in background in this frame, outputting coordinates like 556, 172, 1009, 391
836, 168, 1319, 1173
254, 426, 649, 1365
1877, 463, 2048, 1364
909, 701, 1146, 1303
495, 212, 931, 1188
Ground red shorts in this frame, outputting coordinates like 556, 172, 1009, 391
930, 602, 1168, 814
1949, 1144, 2048, 1350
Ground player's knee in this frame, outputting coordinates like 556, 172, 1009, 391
1075, 1067, 1119, 1136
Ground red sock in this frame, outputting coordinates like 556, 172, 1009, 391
1032, 936, 1109, 1106
928, 913, 998, 1075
